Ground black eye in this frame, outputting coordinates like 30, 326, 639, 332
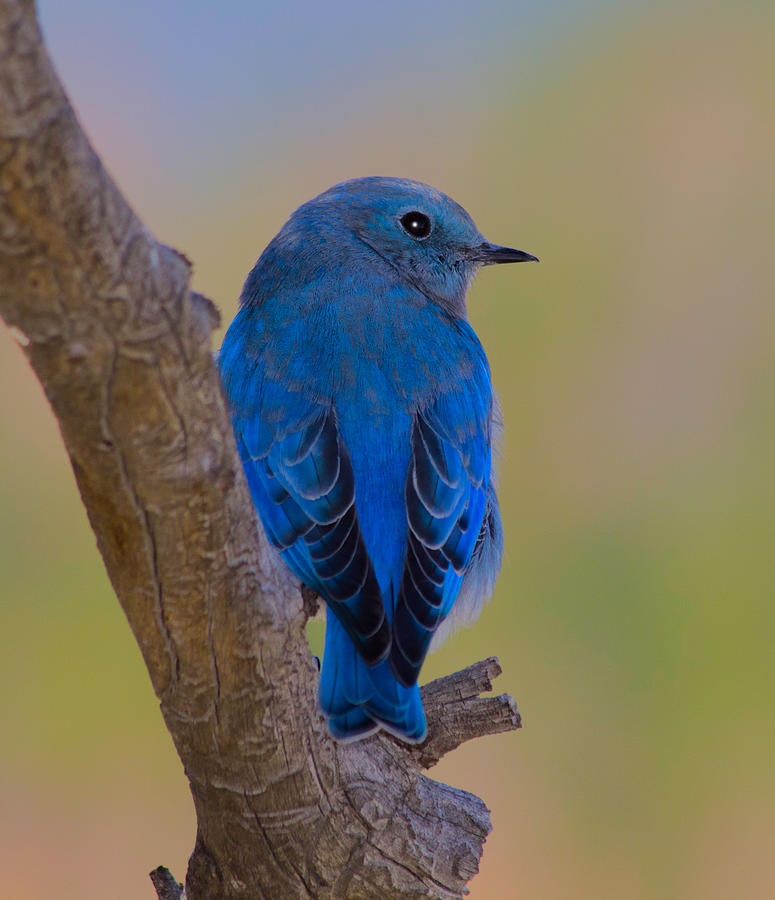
400, 211, 431, 239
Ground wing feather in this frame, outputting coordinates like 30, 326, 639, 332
389, 398, 492, 687
238, 402, 390, 665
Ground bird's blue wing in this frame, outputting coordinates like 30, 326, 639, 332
390, 387, 492, 687
223, 359, 390, 666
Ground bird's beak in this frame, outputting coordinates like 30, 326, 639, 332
471, 242, 539, 265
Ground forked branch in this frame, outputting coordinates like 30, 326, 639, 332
0, 2, 520, 897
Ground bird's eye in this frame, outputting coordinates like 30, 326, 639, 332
400, 211, 431, 239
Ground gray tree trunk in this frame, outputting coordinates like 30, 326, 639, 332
0, 2, 521, 897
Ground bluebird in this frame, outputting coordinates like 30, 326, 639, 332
219, 177, 536, 743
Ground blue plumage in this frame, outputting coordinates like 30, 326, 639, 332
219, 177, 535, 742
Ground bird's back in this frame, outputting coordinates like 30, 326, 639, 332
220, 274, 496, 741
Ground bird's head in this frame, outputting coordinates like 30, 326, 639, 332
262, 176, 536, 317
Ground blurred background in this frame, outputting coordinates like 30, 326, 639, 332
1, 1, 773, 897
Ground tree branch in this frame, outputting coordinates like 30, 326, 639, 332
150, 867, 185, 900
0, 2, 521, 897
417, 658, 521, 770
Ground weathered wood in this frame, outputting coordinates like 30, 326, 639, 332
416, 658, 521, 770
0, 2, 521, 897
150, 867, 185, 900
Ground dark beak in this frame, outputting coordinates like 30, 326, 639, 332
472, 242, 539, 265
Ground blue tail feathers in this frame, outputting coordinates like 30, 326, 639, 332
318, 613, 427, 743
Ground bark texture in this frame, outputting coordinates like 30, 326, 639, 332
0, 2, 521, 897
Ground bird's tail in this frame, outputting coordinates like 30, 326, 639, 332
318, 613, 426, 743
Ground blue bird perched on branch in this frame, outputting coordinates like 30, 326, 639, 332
219, 177, 536, 743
